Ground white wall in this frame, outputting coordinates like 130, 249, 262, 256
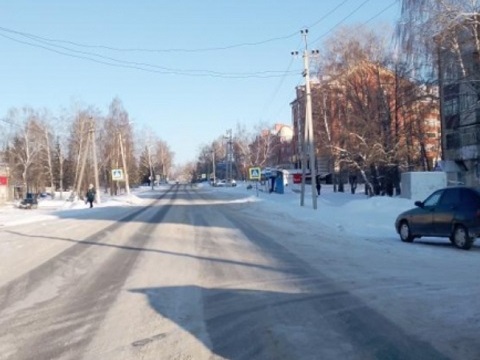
401, 172, 447, 201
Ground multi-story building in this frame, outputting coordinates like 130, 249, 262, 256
291, 62, 441, 186
437, 15, 480, 185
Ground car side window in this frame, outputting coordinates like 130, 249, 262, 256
438, 188, 460, 207
423, 190, 443, 207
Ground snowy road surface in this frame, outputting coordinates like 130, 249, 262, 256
0, 184, 479, 359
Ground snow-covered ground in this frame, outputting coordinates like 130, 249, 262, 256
0, 182, 434, 242
2, 182, 480, 359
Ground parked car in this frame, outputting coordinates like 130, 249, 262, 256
395, 186, 480, 250
18, 193, 38, 209
214, 179, 227, 187
227, 179, 237, 187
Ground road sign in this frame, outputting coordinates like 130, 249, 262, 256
112, 169, 124, 181
249, 167, 261, 180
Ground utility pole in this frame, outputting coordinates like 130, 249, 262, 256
146, 145, 154, 190
293, 29, 318, 209
75, 124, 90, 198
90, 117, 101, 204
212, 150, 216, 184
224, 129, 233, 180
118, 130, 130, 195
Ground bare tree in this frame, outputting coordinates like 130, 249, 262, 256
102, 98, 135, 195
155, 139, 173, 183
397, 1, 480, 65
397, 1, 480, 118
249, 122, 280, 168
232, 122, 254, 180
5, 107, 45, 195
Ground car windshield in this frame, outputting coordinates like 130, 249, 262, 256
423, 190, 443, 207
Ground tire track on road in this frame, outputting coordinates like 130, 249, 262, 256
0, 187, 178, 360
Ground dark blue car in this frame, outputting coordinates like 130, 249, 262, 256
395, 186, 480, 250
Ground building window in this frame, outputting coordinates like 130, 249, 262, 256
472, 51, 480, 74
446, 114, 460, 129
446, 133, 460, 150
444, 84, 460, 130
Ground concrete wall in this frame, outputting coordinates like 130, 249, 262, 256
401, 172, 447, 201
0, 186, 7, 205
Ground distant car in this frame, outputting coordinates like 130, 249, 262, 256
213, 179, 226, 187
18, 193, 38, 209
227, 179, 237, 187
395, 186, 480, 250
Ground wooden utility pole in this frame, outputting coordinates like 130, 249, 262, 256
118, 131, 130, 195
75, 126, 90, 198
91, 119, 101, 203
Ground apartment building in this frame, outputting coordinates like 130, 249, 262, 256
437, 15, 480, 185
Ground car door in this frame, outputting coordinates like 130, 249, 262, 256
458, 188, 480, 228
432, 188, 460, 236
412, 189, 444, 235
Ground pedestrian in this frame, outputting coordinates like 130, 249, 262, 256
315, 174, 322, 196
349, 174, 358, 194
85, 184, 96, 208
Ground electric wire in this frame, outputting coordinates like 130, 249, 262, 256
259, 58, 296, 121
312, 0, 397, 45
0, 1, 381, 79
364, 0, 398, 24
0, 32, 297, 79
0, 24, 298, 54
311, 0, 372, 44
0, 2, 350, 54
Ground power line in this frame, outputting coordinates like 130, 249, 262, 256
306, 0, 351, 29
0, 32, 298, 79
259, 58, 296, 121
364, 1, 398, 24
0, 24, 298, 53
0, 1, 381, 79
0, 2, 351, 55
311, 0, 373, 45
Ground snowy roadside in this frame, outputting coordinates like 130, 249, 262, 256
206, 181, 415, 240
0, 187, 154, 228
0, 183, 417, 241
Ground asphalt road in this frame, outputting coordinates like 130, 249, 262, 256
0, 185, 478, 359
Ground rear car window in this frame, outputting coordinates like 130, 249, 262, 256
461, 188, 480, 209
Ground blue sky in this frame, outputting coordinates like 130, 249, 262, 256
0, 1, 400, 166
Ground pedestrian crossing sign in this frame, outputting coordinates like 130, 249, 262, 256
249, 167, 261, 180
112, 169, 124, 181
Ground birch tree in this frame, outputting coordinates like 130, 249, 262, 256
5, 107, 45, 194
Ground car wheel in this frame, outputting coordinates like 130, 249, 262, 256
399, 221, 414, 242
452, 225, 474, 250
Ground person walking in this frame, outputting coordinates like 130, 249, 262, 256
86, 184, 96, 208
315, 174, 322, 196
